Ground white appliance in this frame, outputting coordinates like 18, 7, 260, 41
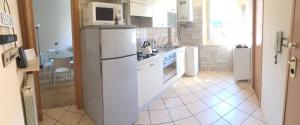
81, 25, 138, 125
177, 0, 193, 22
233, 48, 251, 81
82, 2, 123, 26
185, 46, 198, 76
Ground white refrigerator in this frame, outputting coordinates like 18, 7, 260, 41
81, 25, 138, 125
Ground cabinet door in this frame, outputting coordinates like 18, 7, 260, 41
152, 0, 167, 27
167, 0, 177, 13
176, 47, 186, 78
137, 65, 143, 108
140, 58, 163, 107
130, 2, 153, 17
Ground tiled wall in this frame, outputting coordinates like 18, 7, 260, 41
177, 0, 233, 71
80, 0, 233, 71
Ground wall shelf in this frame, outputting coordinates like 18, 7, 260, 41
17, 57, 40, 72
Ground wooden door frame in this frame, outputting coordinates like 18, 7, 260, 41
252, 0, 264, 103
283, 0, 297, 124
17, 0, 83, 121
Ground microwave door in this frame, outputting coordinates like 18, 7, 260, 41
95, 7, 115, 25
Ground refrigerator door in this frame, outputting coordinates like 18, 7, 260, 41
100, 28, 137, 59
102, 55, 138, 125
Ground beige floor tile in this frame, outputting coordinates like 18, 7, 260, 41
61, 105, 71, 110
206, 86, 223, 94
237, 100, 258, 114
242, 116, 266, 125
211, 102, 234, 116
54, 121, 64, 125
175, 87, 190, 96
215, 90, 233, 100
201, 95, 222, 107
168, 106, 192, 121
135, 111, 150, 124
194, 89, 212, 98
195, 109, 221, 125
179, 93, 198, 104
68, 105, 85, 115
236, 90, 254, 99
174, 116, 200, 125
186, 84, 203, 92
225, 85, 242, 94
164, 97, 184, 108
186, 100, 208, 115
199, 82, 215, 88
247, 94, 259, 105
149, 99, 167, 110
163, 89, 178, 98
224, 95, 245, 107
78, 115, 96, 125
149, 109, 172, 124
39, 115, 56, 125
59, 111, 82, 125
223, 109, 249, 125
212, 118, 231, 125
160, 122, 175, 125
252, 108, 267, 122
45, 107, 67, 120
216, 82, 233, 89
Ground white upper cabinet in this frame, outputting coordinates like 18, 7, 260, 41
130, 0, 153, 17
152, 0, 167, 27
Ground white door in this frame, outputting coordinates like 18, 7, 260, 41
261, 0, 294, 124
102, 55, 138, 125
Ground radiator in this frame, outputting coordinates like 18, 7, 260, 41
22, 74, 38, 125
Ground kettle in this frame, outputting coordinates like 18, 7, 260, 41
142, 41, 153, 55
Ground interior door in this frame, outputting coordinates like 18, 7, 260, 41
253, 0, 264, 103
284, 0, 300, 124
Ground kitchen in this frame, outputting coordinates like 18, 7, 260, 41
2, 0, 296, 125
78, 0, 259, 125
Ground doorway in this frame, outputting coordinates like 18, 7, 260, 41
17, 0, 82, 120
32, 0, 75, 109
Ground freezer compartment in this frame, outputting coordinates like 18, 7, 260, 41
100, 29, 137, 59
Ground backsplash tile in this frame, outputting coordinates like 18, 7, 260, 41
134, 0, 233, 71
177, 0, 233, 71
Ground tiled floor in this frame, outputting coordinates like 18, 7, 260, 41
39, 105, 95, 125
39, 72, 267, 125
134, 72, 267, 125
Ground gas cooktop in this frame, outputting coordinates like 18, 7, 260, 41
137, 51, 159, 61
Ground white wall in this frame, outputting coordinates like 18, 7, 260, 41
0, 0, 26, 125
261, 0, 293, 124
33, 0, 73, 63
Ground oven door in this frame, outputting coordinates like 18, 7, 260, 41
163, 53, 177, 83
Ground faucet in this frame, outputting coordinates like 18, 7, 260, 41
159, 37, 169, 48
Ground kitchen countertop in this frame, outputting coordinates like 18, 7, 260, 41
137, 46, 185, 66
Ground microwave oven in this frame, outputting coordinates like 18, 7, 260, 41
82, 2, 123, 26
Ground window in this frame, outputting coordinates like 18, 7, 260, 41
203, 0, 247, 46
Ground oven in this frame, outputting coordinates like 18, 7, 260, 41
163, 52, 177, 83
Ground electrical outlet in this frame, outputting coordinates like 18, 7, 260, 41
2, 47, 19, 67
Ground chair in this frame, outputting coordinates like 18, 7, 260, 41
40, 52, 53, 80
53, 58, 71, 87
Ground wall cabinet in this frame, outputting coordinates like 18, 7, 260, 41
138, 57, 163, 108
176, 47, 186, 78
152, 0, 177, 27
130, 0, 153, 17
